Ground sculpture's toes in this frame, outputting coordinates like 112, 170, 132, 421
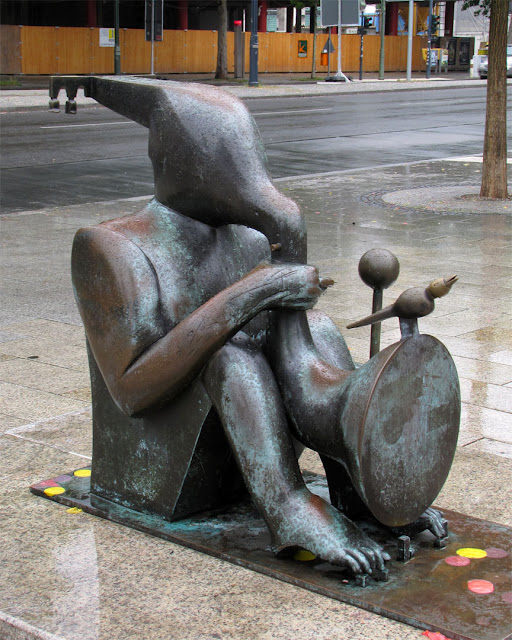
277, 537, 389, 576
422, 507, 448, 538
392, 507, 448, 539
273, 497, 390, 576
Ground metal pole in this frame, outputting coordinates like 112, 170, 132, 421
426, 0, 433, 79
114, 0, 121, 75
249, 0, 259, 86
337, 0, 341, 75
379, 0, 385, 79
327, 27, 331, 78
150, 0, 155, 76
334, 0, 348, 81
359, 11, 364, 81
406, 0, 413, 80
370, 288, 383, 359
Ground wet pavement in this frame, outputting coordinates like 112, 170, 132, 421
1, 81, 512, 640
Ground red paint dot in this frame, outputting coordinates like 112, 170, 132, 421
485, 547, 509, 559
445, 556, 470, 567
501, 591, 512, 604
468, 580, 494, 594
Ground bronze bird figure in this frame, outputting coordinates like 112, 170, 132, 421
347, 275, 458, 329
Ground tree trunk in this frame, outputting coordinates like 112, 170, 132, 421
481, 0, 508, 199
215, 0, 228, 80
287, 6, 295, 33
295, 6, 302, 34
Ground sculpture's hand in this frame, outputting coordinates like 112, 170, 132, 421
260, 264, 333, 311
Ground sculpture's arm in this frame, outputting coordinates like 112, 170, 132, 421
72, 227, 322, 417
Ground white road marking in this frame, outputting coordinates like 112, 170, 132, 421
443, 155, 512, 164
41, 121, 136, 129
253, 108, 331, 116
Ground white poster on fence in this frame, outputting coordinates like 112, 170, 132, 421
99, 28, 115, 47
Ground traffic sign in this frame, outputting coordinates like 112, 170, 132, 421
145, 0, 163, 42
320, 0, 360, 28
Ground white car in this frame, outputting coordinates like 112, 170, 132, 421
479, 45, 512, 79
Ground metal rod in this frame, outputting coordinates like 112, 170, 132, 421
249, 0, 259, 86
370, 288, 383, 359
337, 0, 342, 76
333, 0, 348, 81
114, 0, 121, 75
151, 0, 155, 75
359, 11, 364, 81
406, 0, 413, 80
379, 0, 385, 79
426, 0, 433, 79
327, 28, 331, 78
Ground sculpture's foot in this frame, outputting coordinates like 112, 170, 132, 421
270, 490, 390, 575
391, 507, 448, 540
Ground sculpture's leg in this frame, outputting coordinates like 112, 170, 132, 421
306, 312, 373, 519
306, 309, 355, 372
202, 332, 390, 575
307, 314, 449, 539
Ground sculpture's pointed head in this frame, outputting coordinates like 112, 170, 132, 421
427, 275, 458, 298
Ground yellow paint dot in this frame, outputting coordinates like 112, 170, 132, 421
44, 486, 65, 496
456, 548, 487, 559
74, 469, 91, 477
66, 507, 83, 514
294, 550, 317, 562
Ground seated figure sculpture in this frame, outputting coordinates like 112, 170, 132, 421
57, 76, 460, 577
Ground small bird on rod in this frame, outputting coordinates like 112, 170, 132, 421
347, 275, 458, 329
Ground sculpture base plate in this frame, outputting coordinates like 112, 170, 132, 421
31, 470, 512, 640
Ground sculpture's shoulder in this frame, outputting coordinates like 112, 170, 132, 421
72, 203, 168, 265
71, 211, 160, 310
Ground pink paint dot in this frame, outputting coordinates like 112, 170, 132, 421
501, 592, 512, 604
445, 556, 470, 567
485, 547, 509, 559
468, 579, 494, 595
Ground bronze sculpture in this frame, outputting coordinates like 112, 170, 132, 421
50, 76, 460, 578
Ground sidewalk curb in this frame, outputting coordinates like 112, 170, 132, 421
0, 77, 493, 112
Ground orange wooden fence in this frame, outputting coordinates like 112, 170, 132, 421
0, 25, 427, 76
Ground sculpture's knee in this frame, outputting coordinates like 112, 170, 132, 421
203, 333, 282, 428
203, 333, 263, 390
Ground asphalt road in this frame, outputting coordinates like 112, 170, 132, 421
1, 85, 508, 214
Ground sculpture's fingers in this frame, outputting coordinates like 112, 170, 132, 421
365, 547, 380, 571
338, 552, 363, 575
346, 549, 372, 575
427, 509, 447, 539
319, 277, 334, 290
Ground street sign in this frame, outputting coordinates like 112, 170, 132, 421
322, 36, 335, 54
145, 0, 163, 42
298, 40, 308, 58
320, 0, 361, 27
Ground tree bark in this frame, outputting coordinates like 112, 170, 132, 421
481, 0, 508, 199
215, 0, 228, 80
287, 6, 295, 33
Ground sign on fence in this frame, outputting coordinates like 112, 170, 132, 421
298, 40, 308, 58
99, 28, 115, 47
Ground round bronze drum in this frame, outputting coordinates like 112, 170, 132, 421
340, 334, 460, 527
